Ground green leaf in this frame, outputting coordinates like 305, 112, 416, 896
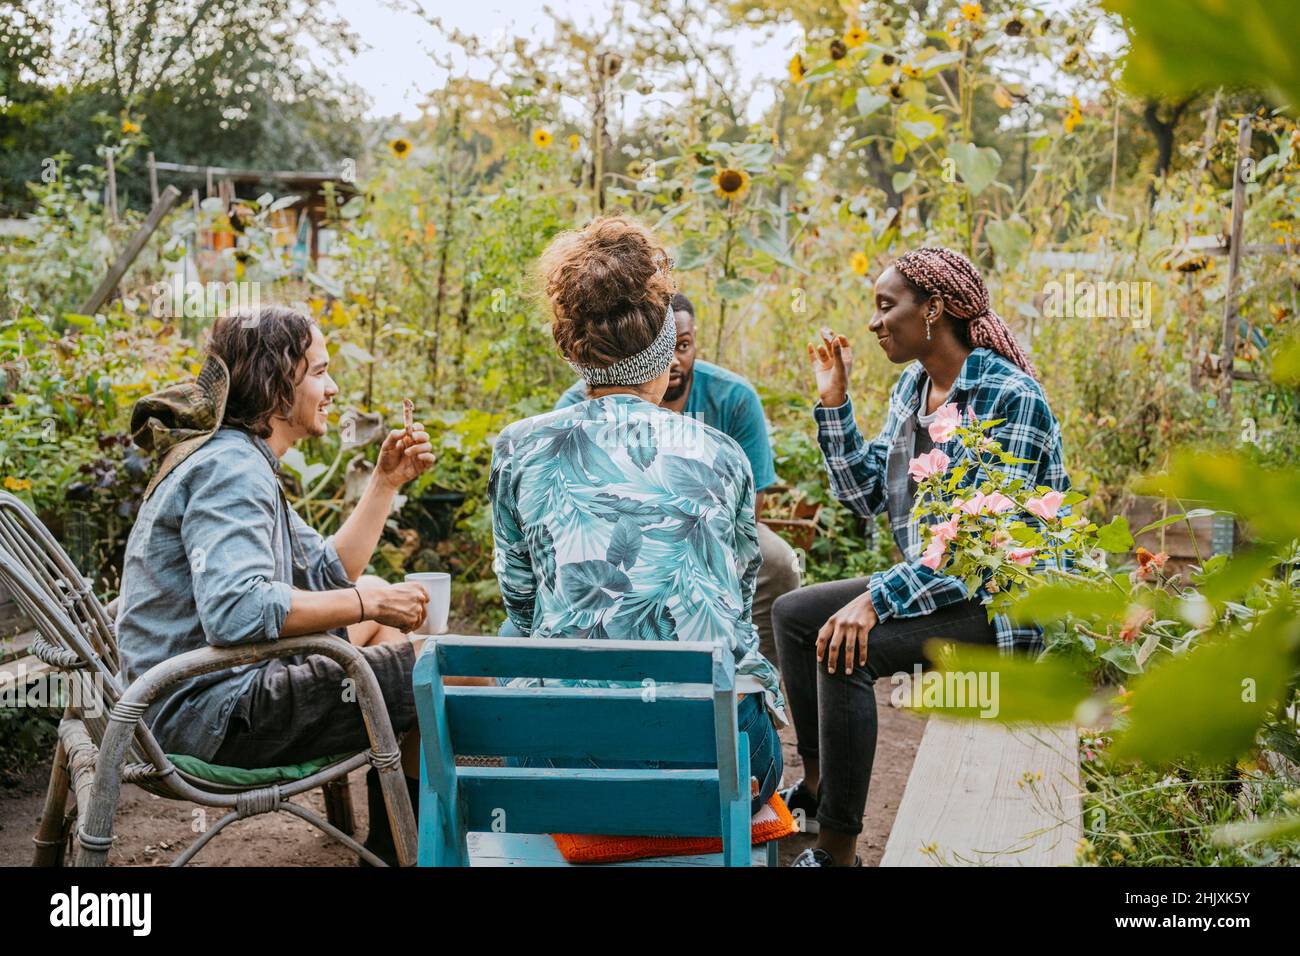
740, 221, 801, 271
1103, 0, 1300, 117
891, 170, 917, 193
716, 277, 756, 301
1110, 606, 1300, 766
1272, 331, 1300, 385
1096, 515, 1135, 553
855, 89, 889, 119
1139, 450, 1300, 544
280, 447, 327, 488
1011, 582, 1130, 625
949, 142, 1002, 196
1197, 548, 1277, 605
673, 236, 714, 271
907, 639, 1092, 722
984, 217, 1030, 268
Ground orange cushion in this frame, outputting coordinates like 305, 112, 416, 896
551, 789, 797, 864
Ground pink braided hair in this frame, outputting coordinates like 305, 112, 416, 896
892, 246, 1040, 380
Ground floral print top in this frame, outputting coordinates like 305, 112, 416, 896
489, 394, 785, 722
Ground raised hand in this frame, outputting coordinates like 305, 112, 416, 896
808, 327, 854, 408
374, 422, 435, 490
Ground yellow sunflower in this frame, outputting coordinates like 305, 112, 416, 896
788, 53, 806, 83
3, 476, 32, 492
120, 117, 141, 135
567, 133, 581, 152
1063, 96, 1083, 134
712, 167, 751, 202
844, 25, 869, 48
532, 128, 553, 149
850, 251, 870, 276
960, 2, 983, 22
389, 137, 412, 159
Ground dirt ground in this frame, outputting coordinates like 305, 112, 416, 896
0, 678, 923, 867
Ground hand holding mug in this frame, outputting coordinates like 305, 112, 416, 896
360, 581, 429, 632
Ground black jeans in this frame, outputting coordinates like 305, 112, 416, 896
772, 578, 997, 835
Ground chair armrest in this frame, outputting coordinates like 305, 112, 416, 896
118, 634, 379, 713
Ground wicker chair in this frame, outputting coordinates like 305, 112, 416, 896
0, 491, 417, 867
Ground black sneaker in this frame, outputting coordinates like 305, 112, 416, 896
779, 778, 821, 835
790, 847, 862, 867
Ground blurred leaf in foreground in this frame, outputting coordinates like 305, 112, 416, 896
1111, 606, 1300, 766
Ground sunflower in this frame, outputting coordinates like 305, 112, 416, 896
712, 167, 751, 202
3, 476, 31, 492
844, 25, 868, 48
960, 2, 983, 22
120, 117, 141, 135
788, 52, 806, 83
567, 133, 581, 152
389, 137, 412, 159
1063, 96, 1083, 134
850, 251, 870, 276
531, 128, 553, 149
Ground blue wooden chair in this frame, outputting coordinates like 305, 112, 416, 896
412, 635, 777, 867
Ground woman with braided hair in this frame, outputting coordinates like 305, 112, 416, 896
774, 246, 1071, 867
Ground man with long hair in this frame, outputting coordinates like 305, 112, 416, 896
118, 306, 434, 864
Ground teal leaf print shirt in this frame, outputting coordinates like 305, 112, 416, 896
489, 394, 786, 723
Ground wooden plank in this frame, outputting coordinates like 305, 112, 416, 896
466, 831, 771, 867
435, 634, 717, 683
152, 160, 348, 185
0, 592, 33, 639
1219, 116, 1252, 411
880, 719, 1081, 867
0, 651, 53, 696
79, 185, 181, 314
458, 767, 722, 837
444, 685, 718, 763
0, 626, 36, 666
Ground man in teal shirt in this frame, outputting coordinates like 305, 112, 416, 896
555, 292, 802, 660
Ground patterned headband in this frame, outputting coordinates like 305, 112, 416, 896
568, 301, 677, 386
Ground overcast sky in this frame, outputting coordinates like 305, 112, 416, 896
342, 0, 802, 123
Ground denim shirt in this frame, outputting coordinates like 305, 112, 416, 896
117, 427, 354, 761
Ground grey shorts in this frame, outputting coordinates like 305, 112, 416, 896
211, 640, 417, 769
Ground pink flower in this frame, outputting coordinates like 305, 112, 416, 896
928, 403, 963, 442
983, 492, 1015, 513
907, 448, 950, 482
1025, 491, 1066, 521
1118, 607, 1153, 644
1007, 547, 1037, 566
919, 538, 947, 570
990, 529, 1012, 549
957, 493, 987, 515
931, 516, 961, 545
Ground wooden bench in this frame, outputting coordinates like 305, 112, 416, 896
881, 719, 1082, 866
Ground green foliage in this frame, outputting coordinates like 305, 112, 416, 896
1104, 0, 1300, 115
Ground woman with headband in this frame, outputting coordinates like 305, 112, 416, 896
775, 246, 1071, 866
488, 213, 785, 811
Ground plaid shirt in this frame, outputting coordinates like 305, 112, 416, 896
814, 348, 1071, 654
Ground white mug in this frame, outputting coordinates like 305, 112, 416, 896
404, 572, 450, 636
